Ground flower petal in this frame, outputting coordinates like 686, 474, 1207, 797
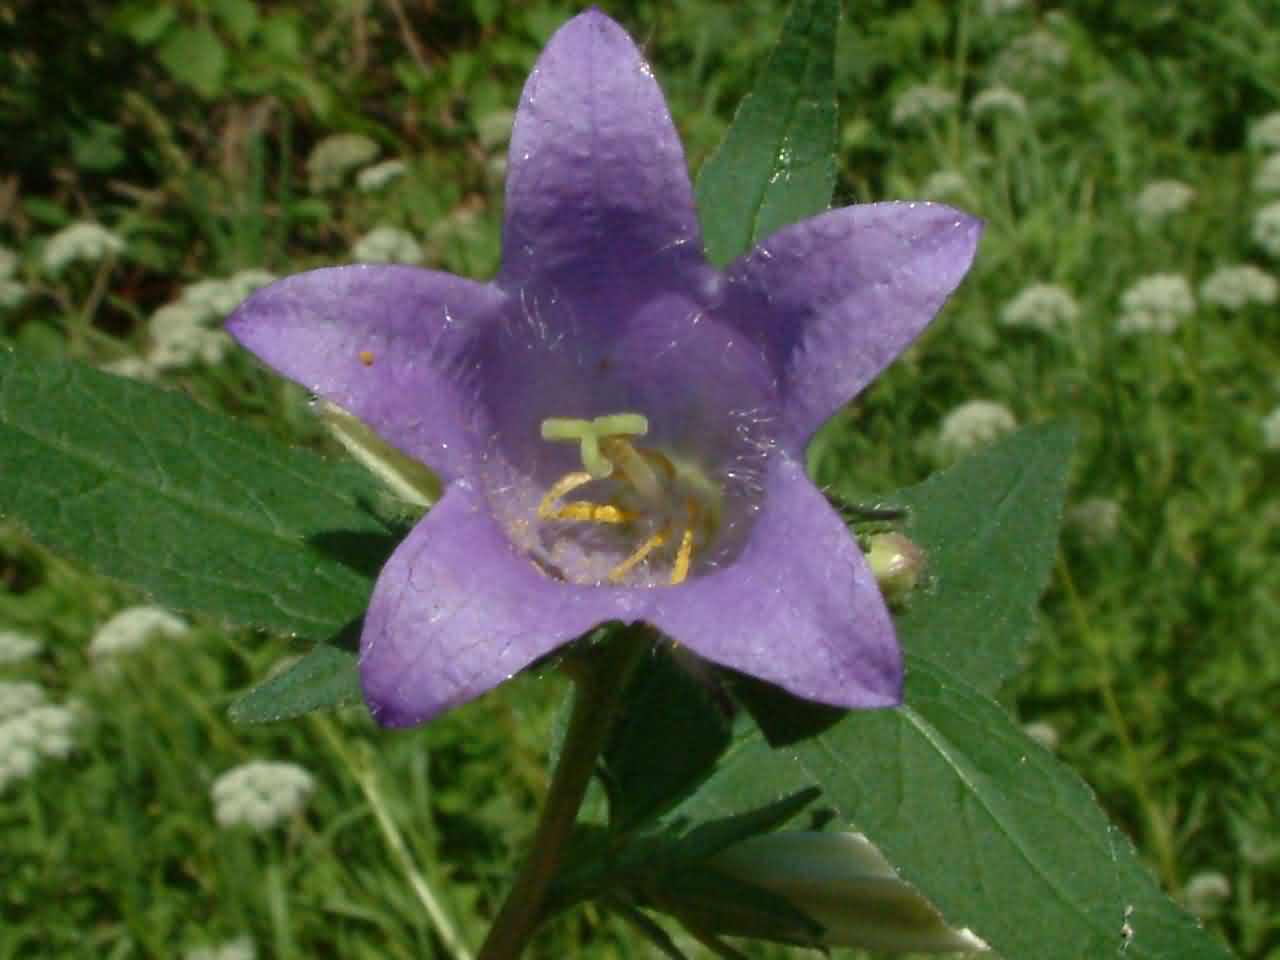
360, 481, 650, 727
500, 10, 704, 297
228, 266, 506, 481
726, 203, 982, 447
646, 453, 902, 709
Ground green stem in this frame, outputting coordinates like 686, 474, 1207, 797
477, 628, 647, 960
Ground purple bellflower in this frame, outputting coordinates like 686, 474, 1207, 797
228, 11, 981, 728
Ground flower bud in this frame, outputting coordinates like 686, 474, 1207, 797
709, 831, 988, 953
866, 532, 926, 605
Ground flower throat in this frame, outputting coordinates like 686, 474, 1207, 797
537, 413, 722, 585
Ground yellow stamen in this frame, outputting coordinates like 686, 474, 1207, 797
671, 527, 695, 584
553, 501, 634, 524
670, 499, 699, 585
608, 527, 669, 582
537, 472, 594, 520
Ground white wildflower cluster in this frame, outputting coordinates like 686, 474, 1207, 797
110, 270, 277, 378
0, 629, 41, 665
1000, 283, 1079, 334
1134, 179, 1195, 222
475, 108, 516, 151
352, 225, 424, 265
0, 680, 46, 720
1199, 264, 1277, 310
0, 681, 78, 792
891, 84, 958, 127
1116, 273, 1195, 335
993, 31, 1069, 81
1252, 201, 1280, 257
1183, 871, 1231, 919
1254, 154, 1280, 194
1262, 406, 1280, 451
42, 222, 124, 274
184, 936, 257, 960
936, 401, 1017, 462
1022, 721, 1060, 752
1248, 112, 1280, 152
212, 761, 315, 830
1066, 497, 1122, 544
918, 170, 969, 202
89, 606, 189, 662
357, 159, 407, 193
971, 85, 1028, 119
307, 133, 380, 192
0, 247, 27, 310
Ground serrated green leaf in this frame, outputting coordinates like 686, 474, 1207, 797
157, 24, 228, 99
892, 419, 1077, 693
602, 646, 732, 834
230, 641, 360, 724
676, 661, 1234, 960
0, 351, 393, 638
736, 421, 1075, 743
694, 0, 838, 266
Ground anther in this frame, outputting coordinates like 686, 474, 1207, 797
608, 527, 669, 582
537, 472, 594, 520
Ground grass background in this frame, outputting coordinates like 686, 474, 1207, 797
2, 0, 1277, 956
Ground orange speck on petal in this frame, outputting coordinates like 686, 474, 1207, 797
359, 350, 375, 366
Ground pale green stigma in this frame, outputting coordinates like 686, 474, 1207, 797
541, 413, 649, 479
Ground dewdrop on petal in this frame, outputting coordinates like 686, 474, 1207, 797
212, 761, 315, 831
708, 831, 989, 953
936, 400, 1017, 463
891, 84, 958, 127
0, 629, 42, 665
1252, 201, 1280, 257
42, 222, 125, 274
351, 226, 424, 265
1199, 264, 1277, 310
307, 132, 380, 192
1247, 112, 1280, 151
1116, 273, 1195, 335
90, 606, 189, 660
184, 936, 257, 960
1000, 282, 1079, 334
